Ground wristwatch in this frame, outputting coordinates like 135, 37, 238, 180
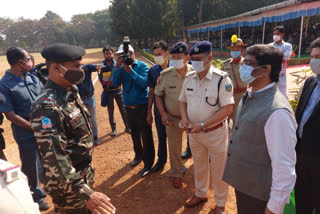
200, 122, 206, 132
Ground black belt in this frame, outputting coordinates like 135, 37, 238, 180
81, 92, 94, 101
75, 157, 92, 172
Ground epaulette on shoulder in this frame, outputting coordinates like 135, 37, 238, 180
212, 67, 228, 78
160, 66, 174, 76
186, 70, 196, 77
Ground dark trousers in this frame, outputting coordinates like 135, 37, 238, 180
14, 134, 46, 202
154, 105, 167, 164
126, 104, 155, 169
235, 190, 268, 214
295, 153, 320, 214
103, 91, 129, 131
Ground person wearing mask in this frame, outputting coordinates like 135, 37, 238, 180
154, 42, 193, 188
295, 38, 320, 214
269, 26, 292, 97
30, 43, 116, 214
0, 47, 49, 211
180, 41, 234, 214
223, 35, 248, 129
223, 45, 297, 214
147, 41, 171, 173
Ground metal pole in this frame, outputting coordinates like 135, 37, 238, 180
299, 16, 304, 59
220, 29, 223, 56
238, 26, 241, 37
208, 30, 210, 41
262, 22, 266, 44
197, 30, 200, 41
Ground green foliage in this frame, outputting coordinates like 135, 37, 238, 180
140, 50, 155, 64
212, 59, 224, 70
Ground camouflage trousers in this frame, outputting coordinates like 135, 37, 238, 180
48, 166, 94, 214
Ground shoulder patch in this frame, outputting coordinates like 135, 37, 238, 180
41, 117, 53, 129
225, 84, 233, 92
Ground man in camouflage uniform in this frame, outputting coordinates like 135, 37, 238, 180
223, 35, 248, 129
30, 43, 116, 214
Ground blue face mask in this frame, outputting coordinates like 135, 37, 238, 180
239, 64, 265, 84
231, 51, 241, 59
239, 64, 256, 84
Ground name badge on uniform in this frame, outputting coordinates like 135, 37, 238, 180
187, 88, 193, 91
69, 109, 81, 119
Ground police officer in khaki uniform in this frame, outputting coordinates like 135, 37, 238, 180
0, 159, 40, 214
154, 42, 193, 188
179, 41, 234, 214
223, 35, 247, 129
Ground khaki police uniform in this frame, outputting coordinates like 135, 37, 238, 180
154, 64, 193, 177
179, 66, 234, 206
223, 57, 247, 129
0, 159, 40, 214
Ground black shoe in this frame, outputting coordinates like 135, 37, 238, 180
131, 159, 141, 167
110, 130, 117, 137
141, 168, 151, 177
125, 128, 131, 134
151, 162, 165, 172
38, 199, 50, 211
181, 148, 192, 159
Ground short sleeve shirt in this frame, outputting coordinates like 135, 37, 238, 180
0, 70, 43, 119
154, 64, 194, 116
179, 66, 234, 124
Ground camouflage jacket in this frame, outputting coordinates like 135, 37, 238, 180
30, 79, 94, 200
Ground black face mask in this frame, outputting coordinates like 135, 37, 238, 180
59, 64, 85, 85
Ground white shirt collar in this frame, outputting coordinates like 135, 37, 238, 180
248, 82, 276, 97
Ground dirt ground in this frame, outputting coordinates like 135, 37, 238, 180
0, 51, 309, 214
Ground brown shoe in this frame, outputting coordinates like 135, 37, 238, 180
185, 195, 208, 208
172, 177, 182, 188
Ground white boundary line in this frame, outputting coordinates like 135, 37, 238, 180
93, 76, 99, 85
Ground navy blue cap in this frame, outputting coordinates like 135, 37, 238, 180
189, 41, 212, 56
41, 43, 85, 62
170, 42, 188, 54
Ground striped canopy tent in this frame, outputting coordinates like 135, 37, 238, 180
184, 0, 320, 58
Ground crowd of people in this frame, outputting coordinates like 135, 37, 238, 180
0, 25, 319, 214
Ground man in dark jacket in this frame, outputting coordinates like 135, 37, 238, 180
295, 38, 320, 214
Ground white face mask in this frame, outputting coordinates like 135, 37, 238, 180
239, 64, 264, 84
191, 61, 205, 73
273, 35, 281, 42
154, 55, 165, 65
310, 58, 320, 75
172, 59, 185, 69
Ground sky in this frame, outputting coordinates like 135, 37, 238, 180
1, 0, 111, 21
